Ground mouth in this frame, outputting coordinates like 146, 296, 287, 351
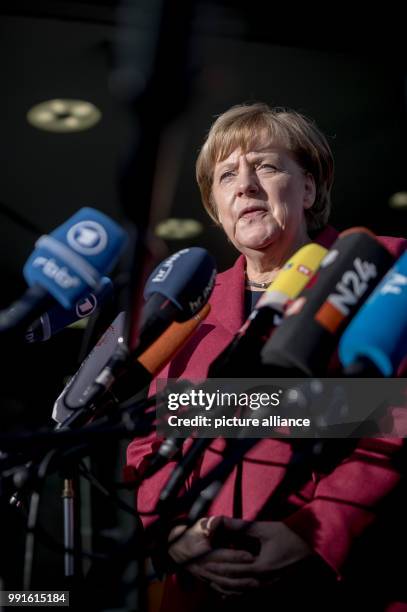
238, 206, 267, 220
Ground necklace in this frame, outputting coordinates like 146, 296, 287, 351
245, 279, 272, 289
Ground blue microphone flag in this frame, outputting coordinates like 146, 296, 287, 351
23, 207, 127, 308
339, 250, 407, 376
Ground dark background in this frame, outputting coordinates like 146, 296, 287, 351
0, 1, 406, 608
1, 1, 406, 287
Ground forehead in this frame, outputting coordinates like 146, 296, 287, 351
214, 126, 290, 165
214, 142, 289, 169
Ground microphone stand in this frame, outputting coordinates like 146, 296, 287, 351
62, 477, 75, 580
65, 0, 200, 603
60, 471, 83, 597
1, 392, 156, 607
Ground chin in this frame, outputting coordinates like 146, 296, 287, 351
237, 229, 280, 251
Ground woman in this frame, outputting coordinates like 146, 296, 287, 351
127, 103, 407, 611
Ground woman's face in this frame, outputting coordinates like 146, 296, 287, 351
211, 140, 315, 256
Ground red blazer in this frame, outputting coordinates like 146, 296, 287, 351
126, 229, 407, 608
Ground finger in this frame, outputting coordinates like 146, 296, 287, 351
202, 571, 259, 591
199, 517, 209, 531
221, 517, 251, 532
183, 547, 252, 569
209, 582, 243, 597
204, 548, 254, 563
189, 564, 260, 596
205, 515, 223, 535
205, 562, 257, 577
195, 517, 215, 536
167, 525, 188, 546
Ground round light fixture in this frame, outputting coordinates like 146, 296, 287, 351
27, 99, 101, 133
155, 218, 203, 240
389, 191, 407, 209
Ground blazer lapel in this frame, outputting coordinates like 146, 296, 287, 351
208, 255, 246, 335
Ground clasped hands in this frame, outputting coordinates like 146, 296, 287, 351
168, 516, 312, 597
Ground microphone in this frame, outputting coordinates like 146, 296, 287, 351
144, 244, 328, 491
208, 243, 327, 377
261, 228, 395, 376
10, 294, 210, 511
25, 277, 114, 342
257, 242, 328, 311
137, 247, 217, 354
186, 437, 260, 524
7, 309, 211, 506
53, 311, 127, 424
69, 248, 217, 410
339, 250, 407, 376
155, 245, 328, 503
59, 304, 211, 429
0, 207, 127, 339
136, 303, 211, 377
157, 437, 211, 507
183, 384, 355, 524
108, 303, 211, 406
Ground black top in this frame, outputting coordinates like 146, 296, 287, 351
244, 289, 264, 317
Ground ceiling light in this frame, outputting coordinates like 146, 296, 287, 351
71, 102, 94, 117
63, 116, 80, 128
49, 99, 68, 114
35, 110, 54, 124
27, 99, 101, 133
155, 218, 203, 240
389, 191, 407, 209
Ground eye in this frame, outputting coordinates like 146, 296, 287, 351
219, 170, 235, 182
258, 163, 278, 172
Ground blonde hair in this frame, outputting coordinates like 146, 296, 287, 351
196, 102, 334, 231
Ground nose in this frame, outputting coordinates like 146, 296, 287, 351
235, 159, 259, 198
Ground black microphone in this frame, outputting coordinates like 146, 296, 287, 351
208, 243, 327, 377
136, 247, 217, 355
155, 379, 283, 508
186, 437, 260, 524
134, 243, 331, 492
183, 389, 342, 524
157, 437, 212, 507
7, 308, 212, 507
60, 304, 211, 429
65, 248, 216, 413
261, 228, 395, 376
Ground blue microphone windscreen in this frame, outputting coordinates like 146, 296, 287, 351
339, 250, 407, 375
26, 277, 113, 342
144, 248, 217, 317
23, 207, 127, 308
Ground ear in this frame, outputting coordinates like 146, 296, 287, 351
303, 172, 316, 210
